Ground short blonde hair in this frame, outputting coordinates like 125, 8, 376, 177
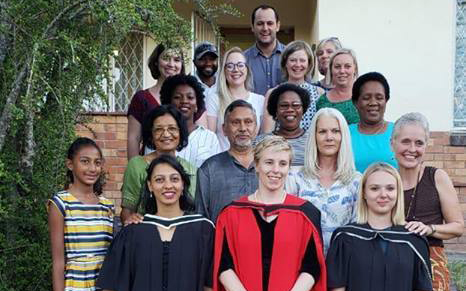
254, 135, 293, 164
303, 108, 356, 185
280, 40, 314, 81
328, 48, 359, 84
217, 47, 254, 124
356, 162, 405, 225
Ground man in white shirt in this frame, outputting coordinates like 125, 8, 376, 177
193, 42, 219, 97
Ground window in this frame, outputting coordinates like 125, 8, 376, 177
111, 33, 144, 112
84, 33, 144, 113
454, 0, 466, 128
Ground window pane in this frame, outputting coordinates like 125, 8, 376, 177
455, 0, 466, 128
113, 33, 144, 112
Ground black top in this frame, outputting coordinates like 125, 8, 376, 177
404, 166, 444, 246
219, 209, 320, 291
97, 214, 215, 291
326, 223, 433, 291
162, 242, 170, 291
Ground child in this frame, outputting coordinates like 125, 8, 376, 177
48, 137, 114, 291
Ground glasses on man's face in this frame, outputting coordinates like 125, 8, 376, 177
225, 62, 247, 72
278, 102, 303, 110
152, 126, 180, 137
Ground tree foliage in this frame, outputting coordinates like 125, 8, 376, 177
0, 0, 238, 289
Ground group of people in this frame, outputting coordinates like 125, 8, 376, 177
47, 4, 464, 291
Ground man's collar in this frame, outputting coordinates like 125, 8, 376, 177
226, 150, 255, 171
254, 40, 284, 57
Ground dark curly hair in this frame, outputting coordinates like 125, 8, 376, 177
140, 154, 194, 215
65, 137, 105, 195
148, 44, 186, 80
352, 72, 390, 104
141, 105, 189, 151
267, 83, 310, 119
160, 74, 206, 114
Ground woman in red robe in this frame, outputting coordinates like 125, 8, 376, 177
213, 135, 327, 291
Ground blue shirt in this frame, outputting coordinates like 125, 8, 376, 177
244, 41, 285, 95
349, 122, 398, 172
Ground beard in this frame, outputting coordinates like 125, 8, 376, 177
198, 66, 217, 78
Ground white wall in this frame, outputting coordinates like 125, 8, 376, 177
318, 0, 456, 131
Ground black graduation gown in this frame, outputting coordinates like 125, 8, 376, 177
96, 214, 214, 291
326, 223, 433, 291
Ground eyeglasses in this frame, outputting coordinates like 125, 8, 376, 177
225, 62, 247, 72
278, 102, 303, 110
152, 126, 180, 137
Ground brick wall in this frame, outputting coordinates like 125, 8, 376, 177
76, 113, 466, 252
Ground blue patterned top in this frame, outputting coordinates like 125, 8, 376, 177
285, 171, 361, 254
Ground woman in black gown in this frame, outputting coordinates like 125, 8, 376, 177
97, 155, 214, 291
326, 162, 432, 291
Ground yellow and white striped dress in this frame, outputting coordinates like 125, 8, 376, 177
48, 190, 114, 291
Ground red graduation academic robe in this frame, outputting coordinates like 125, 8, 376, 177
213, 194, 327, 291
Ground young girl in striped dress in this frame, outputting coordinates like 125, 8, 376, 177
48, 137, 114, 291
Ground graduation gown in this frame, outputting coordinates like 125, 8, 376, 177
213, 195, 327, 291
96, 214, 214, 291
326, 223, 433, 291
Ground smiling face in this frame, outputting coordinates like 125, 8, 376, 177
225, 52, 248, 88
158, 50, 183, 79
276, 91, 303, 130
152, 114, 180, 153
364, 170, 398, 217
251, 8, 280, 46
194, 53, 218, 78
66, 146, 103, 187
223, 106, 257, 149
392, 124, 427, 169
256, 147, 290, 192
355, 81, 387, 125
316, 41, 337, 76
147, 163, 183, 209
316, 115, 342, 158
331, 53, 356, 87
171, 84, 197, 120
285, 49, 309, 82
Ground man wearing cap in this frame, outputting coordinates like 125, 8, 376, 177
244, 4, 285, 95
193, 42, 219, 98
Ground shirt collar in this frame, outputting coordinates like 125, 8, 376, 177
253, 40, 284, 57
226, 151, 256, 171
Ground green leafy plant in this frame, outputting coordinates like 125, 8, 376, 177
0, 0, 237, 289
449, 260, 466, 291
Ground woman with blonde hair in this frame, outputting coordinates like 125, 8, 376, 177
206, 47, 264, 151
316, 48, 359, 124
314, 37, 342, 91
391, 112, 464, 291
213, 135, 327, 291
326, 162, 433, 291
286, 108, 361, 253
262, 40, 324, 132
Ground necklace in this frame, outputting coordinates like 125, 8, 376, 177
358, 121, 387, 135
406, 166, 422, 221
254, 190, 287, 204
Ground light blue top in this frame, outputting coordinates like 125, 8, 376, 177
244, 42, 285, 95
349, 122, 398, 173
286, 171, 361, 255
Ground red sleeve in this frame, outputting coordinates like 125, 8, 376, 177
213, 211, 227, 291
127, 90, 159, 124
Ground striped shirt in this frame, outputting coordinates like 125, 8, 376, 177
255, 130, 310, 168
48, 190, 114, 290
176, 126, 221, 167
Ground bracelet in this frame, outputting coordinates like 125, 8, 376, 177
429, 224, 436, 235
